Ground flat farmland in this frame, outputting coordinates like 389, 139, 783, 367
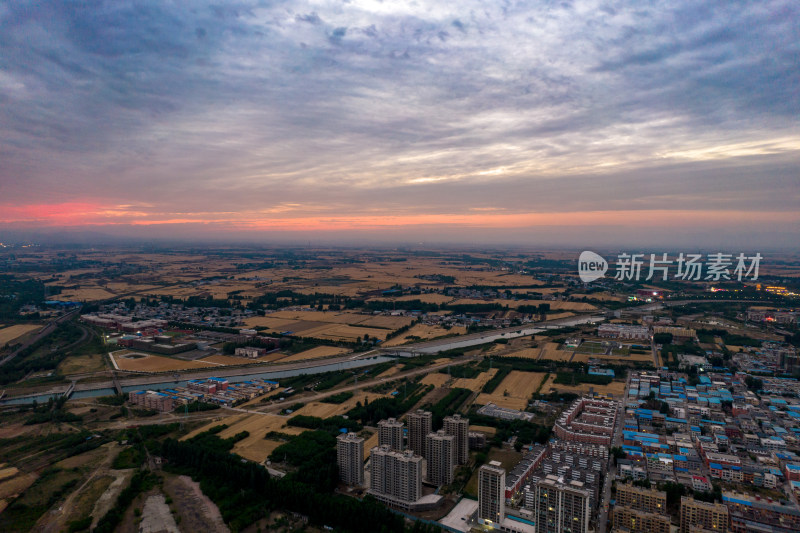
198, 354, 262, 365
278, 345, 351, 363
299, 323, 391, 341
448, 299, 597, 311
294, 392, 386, 419
376, 364, 402, 379
538, 343, 574, 362
477, 371, 550, 410
452, 369, 498, 391
213, 414, 307, 463
53, 287, 117, 301
420, 373, 450, 387
469, 425, 497, 436
372, 293, 454, 304
111, 351, 211, 372
545, 379, 626, 398
0, 324, 41, 344
501, 347, 541, 360
381, 324, 466, 347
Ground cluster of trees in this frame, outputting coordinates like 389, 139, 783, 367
93, 471, 159, 533
25, 395, 82, 425
0, 321, 83, 385
161, 431, 414, 532
426, 387, 471, 428
0, 275, 45, 318
321, 391, 354, 404
346, 385, 432, 425
287, 414, 361, 433
468, 412, 551, 447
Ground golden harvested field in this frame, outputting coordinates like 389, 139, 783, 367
477, 371, 550, 410
111, 352, 210, 372
0, 472, 37, 500
300, 324, 391, 341
381, 324, 467, 347
53, 287, 117, 301
538, 343, 574, 362
199, 354, 262, 365
278, 345, 351, 363
421, 373, 450, 387
546, 380, 627, 397
356, 315, 415, 329
363, 432, 379, 460
469, 425, 497, 436
0, 324, 41, 344
377, 364, 403, 379
476, 393, 527, 410
503, 347, 541, 360
0, 467, 19, 482
294, 393, 386, 420
452, 369, 498, 391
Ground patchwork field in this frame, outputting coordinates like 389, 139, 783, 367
538, 342, 574, 362
52, 287, 116, 301
501, 347, 541, 360
199, 354, 262, 366
110, 351, 211, 372
293, 392, 387, 420
545, 379, 627, 398
452, 369, 498, 391
381, 324, 467, 347
271, 345, 351, 363
476, 371, 550, 410
0, 324, 41, 344
420, 373, 450, 387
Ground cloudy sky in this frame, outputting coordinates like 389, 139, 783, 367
1, 1, 798, 248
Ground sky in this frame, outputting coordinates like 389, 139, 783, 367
1, 1, 798, 249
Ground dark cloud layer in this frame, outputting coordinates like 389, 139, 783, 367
0, 1, 798, 246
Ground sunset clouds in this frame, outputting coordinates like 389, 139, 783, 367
1, 1, 798, 246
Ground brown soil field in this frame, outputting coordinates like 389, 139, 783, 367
452, 369, 498, 391
363, 431, 379, 461
278, 345, 351, 363
58, 353, 107, 375
0, 324, 41, 344
299, 323, 391, 341
184, 414, 306, 463
54, 287, 117, 301
199, 354, 262, 365
545, 379, 627, 398
355, 315, 415, 329
476, 371, 550, 410
0, 467, 19, 482
502, 347, 541, 360
112, 352, 210, 372
469, 425, 497, 436
420, 373, 450, 387
0, 472, 37, 500
376, 364, 403, 379
539, 343, 575, 362
293, 392, 386, 420
381, 324, 467, 347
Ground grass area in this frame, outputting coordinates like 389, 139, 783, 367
58, 352, 107, 375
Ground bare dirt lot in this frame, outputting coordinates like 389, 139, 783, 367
163, 475, 229, 533
111, 351, 211, 372
477, 371, 550, 410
